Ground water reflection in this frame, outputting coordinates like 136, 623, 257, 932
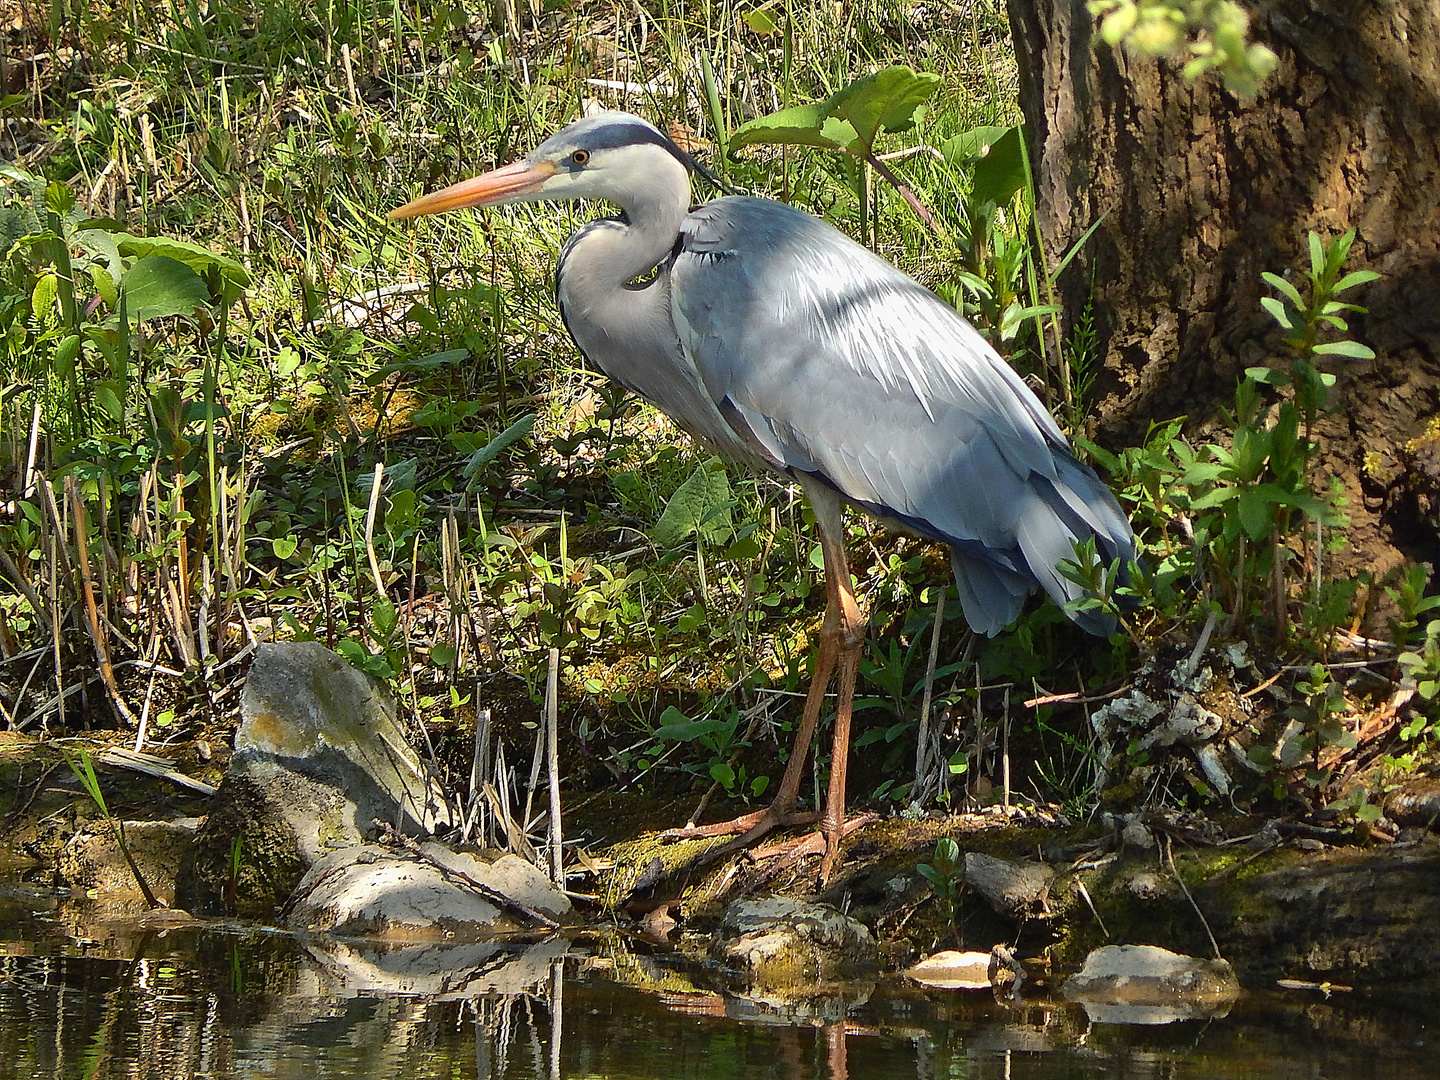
1, 893, 1437, 1079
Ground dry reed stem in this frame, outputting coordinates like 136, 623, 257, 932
65, 474, 135, 726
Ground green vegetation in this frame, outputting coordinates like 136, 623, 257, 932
1, 1, 1432, 841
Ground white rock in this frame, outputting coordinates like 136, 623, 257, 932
903, 950, 995, 990
1063, 944, 1239, 1024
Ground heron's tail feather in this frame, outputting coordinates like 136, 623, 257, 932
950, 452, 1134, 638
950, 551, 1033, 637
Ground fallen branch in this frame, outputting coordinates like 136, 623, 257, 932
376, 821, 560, 929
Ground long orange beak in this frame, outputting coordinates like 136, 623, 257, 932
388, 160, 558, 220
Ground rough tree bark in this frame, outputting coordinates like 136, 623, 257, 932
1007, 0, 1440, 575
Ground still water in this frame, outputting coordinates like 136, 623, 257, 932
1, 883, 1436, 1080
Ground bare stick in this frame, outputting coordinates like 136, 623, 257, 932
914, 589, 946, 802
1166, 838, 1222, 961
1001, 687, 1011, 811
364, 462, 387, 601
545, 648, 563, 887
464, 707, 492, 843
22, 400, 40, 499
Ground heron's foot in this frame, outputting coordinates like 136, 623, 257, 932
661, 807, 819, 844
751, 813, 878, 885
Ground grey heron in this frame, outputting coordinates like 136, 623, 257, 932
391, 111, 1135, 881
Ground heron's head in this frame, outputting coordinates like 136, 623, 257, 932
389, 112, 698, 220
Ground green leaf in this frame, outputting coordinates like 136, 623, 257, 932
461, 413, 536, 486
1313, 339, 1376, 360
31, 272, 58, 321
1308, 231, 1326, 280
1245, 365, 1289, 385
728, 65, 939, 158
654, 715, 727, 743
121, 255, 211, 322
272, 535, 298, 559
825, 65, 940, 149
967, 126, 1026, 208
1259, 296, 1293, 330
653, 457, 733, 550
1261, 271, 1304, 309
115, 232, 251, 289
709, 762, 737, 789
1332, 269, 1380, 294
1237, 486, 1276, 541
741, 8, 777, 33
729, 102, 850, 154
939, 125, 1013, 165
52, 334, 80, 383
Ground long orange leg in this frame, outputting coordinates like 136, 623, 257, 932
665, 484, 872, 880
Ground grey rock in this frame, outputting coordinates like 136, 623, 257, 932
964, 852, 1055, 919
55, 819, 199, 911
177, 642, 452, 916
285, 843, 570, 938
1063, 944, 1239, 1024
713, 897, 878, 986
1387, 778, 1440, 829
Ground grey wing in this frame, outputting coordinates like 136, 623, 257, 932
672, 197, 1134, 635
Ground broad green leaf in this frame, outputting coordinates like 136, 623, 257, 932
825, 65, 940, 149
76, 227, 124, 282
741, 8, 776, 33
653, 457, 733, 549
1237, 486, 1275, 541
121, 255, 211, 322
819, 116, 861, 153
89, 264, 118, 309
1313, 339, 1376, 359
968, 126, 1027, 207
709, 762, 737, 789
53, 334, 80, 383
31, 272, 58, 320
729, 102, 848, 153
939, 125, 1014, 165
116, 233, 251, 289
94, 379, 125, 421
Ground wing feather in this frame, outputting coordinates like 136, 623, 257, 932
673, 197, 1134, 635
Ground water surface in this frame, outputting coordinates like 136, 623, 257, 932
1, 884, 1434, 1079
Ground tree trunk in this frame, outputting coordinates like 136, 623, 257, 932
1007, 0, 1440, 574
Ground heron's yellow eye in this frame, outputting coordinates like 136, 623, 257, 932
571, 149, 590, 165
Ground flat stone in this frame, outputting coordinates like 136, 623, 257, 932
285, 844, 570, 939
713, 897, 878, 987
903, 949, 995, 990
1063, 944, 1239, 1024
